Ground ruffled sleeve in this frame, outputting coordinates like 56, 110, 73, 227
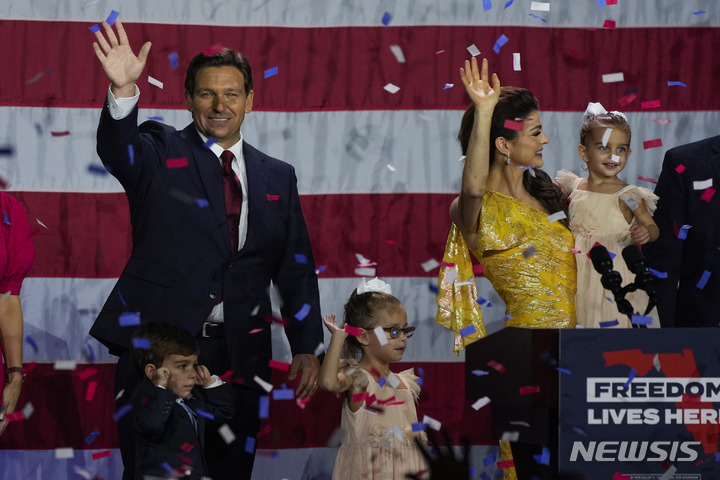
339, 358, 369, 393
618, 185, 659, 216
435, 223, 486, 355
397, 368, 421, 403
555, 169, 581, 195
0, 194, 35, 295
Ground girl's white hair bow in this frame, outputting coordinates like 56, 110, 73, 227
356, 277, 392, 295
584, 102, 627, 121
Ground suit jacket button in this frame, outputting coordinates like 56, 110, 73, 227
209, 291, 218, 299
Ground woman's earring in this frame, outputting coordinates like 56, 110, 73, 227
505, 153, 511, 166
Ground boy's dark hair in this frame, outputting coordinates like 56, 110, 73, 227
342, 290, 402, 359
131, 321, 199, 375
184, 48, 253, 97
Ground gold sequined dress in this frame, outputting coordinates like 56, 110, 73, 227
436, 190, 577, 353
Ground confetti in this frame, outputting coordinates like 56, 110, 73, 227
602, 72, 624, 83
132, 338, 151, 349
617, 92, 637, 106
195, 198, 209, 208
643, 139, 663, 149
168, 52, 179, 70
411, 422, 426, 432
476, 296, 492, 307
497, 459, 515, 469
649, 268, 667, 278
345, 325, 363, 337
387, 372, 400, 388
89, 24, 101, 33
422, 415, 441, 431
641, 99, 661, 109
557, 367, 571, 374
383, 83, 400, 94
697, 270, 711, 289
667, 81, 687, 87
443, 83, 453, 90
533, 446, 551, 465
528, 13, 547, 23
601, 127, 613, 147
147, 76, 164, 89
421, 258, 440, 272
520, 385, 540, 395
389, 45, 406, 63
694, 178, 713, 190
523, 246, 537, 258
546, 211, 567, 223
386, 164, 396, 172
203, 43, 224, 56
513, 52, 521, 71
435, 50, 445, 55
266, 194, 279, 201
381, 12, 392, 26
623, 368, 637, 388
530, 2, 550, 11
92, 450, 112, 460
294, 253, 308, 264
295, 303, 311, 321
472, 369, 489, 376
85, 429, 100, 445
118, 311, 140, 327
637, 176, 658, 184
493, 34, 509, 53
571, 248, 581, 254
659, 465, 677, 480
631, 314, 652, 326
678, 224, 692, 240
599, 319, 619, 328
51, 131, 70, 137
54, 360, 77, 370
244, 436, 256, 454
623, 197, 638, 210
472, 396, 491, 410
504, 119, 524, 131
675, 164, 686, 173
258, 395, 269, 419
253, 375, 273, 392
373, 326, 389, 345
603, 20, 616, 29
692, 10, 706, 15
701, 188, 716, 202
504, 0, 514, 8
196, 409, 215, 420
613, 474, 631, 480
315, 265, 327, 274
105, 10, 120, 26
55, 448, 74, 459
264, 67, 279, 79
467, 44, 481, 57
219, 424, 236, 444
113, 404, 132, 421
460, 325, 477, 337
85, 381, 98, 401
487, 360, 506, 373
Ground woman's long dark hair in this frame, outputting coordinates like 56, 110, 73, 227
458, 86, 568, 225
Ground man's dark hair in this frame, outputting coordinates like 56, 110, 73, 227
131, 321, 199, 375
184, 48, 253, 97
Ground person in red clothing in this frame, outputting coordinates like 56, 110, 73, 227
0, 193, 35, 436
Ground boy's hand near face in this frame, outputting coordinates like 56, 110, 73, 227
194, 365, 214, 388
151, 366, 170, 389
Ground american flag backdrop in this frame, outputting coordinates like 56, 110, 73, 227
0, 1, 719, 478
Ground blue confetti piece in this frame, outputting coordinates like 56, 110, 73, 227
417, 367, 424, 386
624, 368, 637, 388
203, 137, 216, 148
493, 34, 509, 54
88, 24, 101, 33
411, 422, 426, 432
533, 446, 551, 465
85, 429, 100, 445
295, 253, 308, 264
245, 436, 256, 454
3, 211, 9, 225
504, 0, 514, 8
378, 377, 386, 387
469, 467, 477, 477
86, 343, 96, 362
556, 367, 571, 375
716, 451, 720, 461
113, 404, 133, 421
295, 303, 311, 321
631, 314, 652, 326
381, 12, 392, 26
472, 369, 488, 376
477, 296, 491, 306
649, 268, 667, 279
668, 81, 687, 87
264, 66, 278, 79
162, 462, 173, 473
502, 314, 512, 321
132, 337, 151, 349
118, 290, 127, 306
195, 198, 210, 208
599, 319, 619, 328
127, 144, 134, 166
272, 388, 295, 400
608, 251, 616, 260
146, 116, 164, 122
118, 312, 140, 327
196, 409, 214, 420
693, 10, 707, 15
105, 10, 120, 26
428, 283, 439, 294
459, 325, 476, 337
87, 164, 109, 176
596, 0, 607, 7
34, 123, 43, 136
697, 270, 711, 289
529, 13, 547, 23
259, 395, 269, 419
572, 426, 587, 436
678, 224, 692, 239
168, 52, 179, 70
443, 83, 453, 90
483, 453, 496, 467
483, 0, 492, 11
315, 265, 327, 274
25, 335, 38, 354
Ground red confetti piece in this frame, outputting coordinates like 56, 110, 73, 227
219, 370, 234, 381
345, 325, 363, 337
603, 20, 616, 29
5, 411, 23, 421
617, 93, 636, 106
180, 443, 194, 452
520, 385, 541, 395
385, 240, 396, 245
78, 367, 98, 381
497, 459, 515, 469
613, 474, 631, 480
269, 360, 290, 371
166, 158, 188, 168
249, 328, 263, 334
377, 396, 397, 405
264, 314, 288, 326
86, 381, 98, 401
257, 424, 272, 438
177, 454, 194, 465
51, 131, 70, 137
641, 99, 661, 109
503, 119, 524, 131
487, 360, 507, 373
652, 119, 672, 124
606, 0, 618, 4
385, 400, 406, 406
92, 450, 112, 460
643, 139, 663, 149
435, 50, 445, 55
203, 43, 224, 56
352, 392, 369, 403
296, 396, 311, 409
675, 164, 686, 173
637, 175, 658, 184
701, 187, 716, 202
266, 194, 279, 201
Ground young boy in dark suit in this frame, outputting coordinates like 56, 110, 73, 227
130, 322, 235, 479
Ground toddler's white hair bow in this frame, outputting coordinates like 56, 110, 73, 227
584, 102, 627, 121
356, 277, 392, 295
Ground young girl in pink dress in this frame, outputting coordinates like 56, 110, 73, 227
318, 278, 426, 480
557, 103, 660, 328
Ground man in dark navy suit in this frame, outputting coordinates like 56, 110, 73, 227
88, 20, 323, 480
644, 135, 720, 328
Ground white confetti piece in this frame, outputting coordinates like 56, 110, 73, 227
472, 396, 491, 410
513, 53, 521, 71
623, 197, 638, 210
314, 342, 325, 357
22, 402, 34, 419
693, 178, 713, 190
546, 211, 567, 223
386, 164, 396, 172
386, 424, 405, 442
458, 155, 466, 162
218, 423, 236, 444
610, 154, 620, 163
387, 372, 400, 388
383, 83, 400, 94
509, 421, 530, 427
501, 431, 520, 442
389, 45, 406, 63
653, 353, 662, 372
355, 267, 376, 276
55, 447, 74, 459
250, 304, 260, 316
601, 128, 612, 147
659, 465, 677, 480
373, 326, 388, 346
421, 258, 440, 272
147, 75, 164, 89
355, 253, 373, 264
530, 2, 550, 11
253, 375, 273, 393
54, 360, 77, 370
443, 268, 458, 285
602, 72, 624, 83
36, 218, 49, 229
467, 44, 481, 57
422, 415, 442, 431
73, 467, 93, 480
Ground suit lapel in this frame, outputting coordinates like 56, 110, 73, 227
181, 125, 232, 254
241, 142, 269, 253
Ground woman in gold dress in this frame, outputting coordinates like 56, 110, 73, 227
437, 57, 577, 353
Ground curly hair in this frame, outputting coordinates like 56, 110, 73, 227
342, 290, 402, 359
579, 111, 631, 148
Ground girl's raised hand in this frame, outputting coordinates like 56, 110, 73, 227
323, 314, 344, 334
460, 57, 500, 114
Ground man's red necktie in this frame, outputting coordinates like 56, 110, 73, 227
220, 150, 242, 253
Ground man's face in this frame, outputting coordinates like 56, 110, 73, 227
161, 353, 199, 399
185, 66, 254, 149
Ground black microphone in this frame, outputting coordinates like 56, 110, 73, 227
622, 244, 657, 315
589, 244, 634, 316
